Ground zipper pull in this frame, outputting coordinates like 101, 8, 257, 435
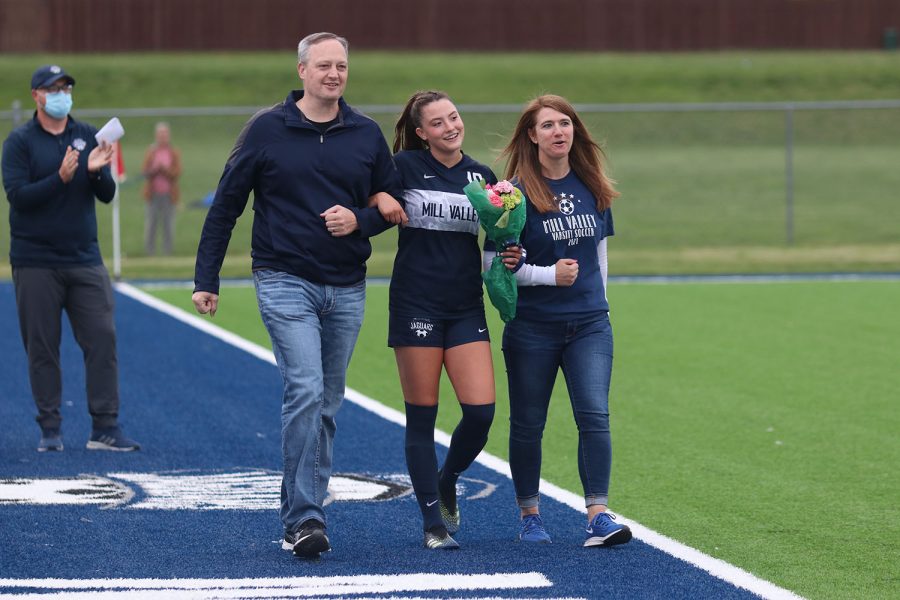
320, 134, 324, 144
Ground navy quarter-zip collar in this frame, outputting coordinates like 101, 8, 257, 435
283, 90, 357, 132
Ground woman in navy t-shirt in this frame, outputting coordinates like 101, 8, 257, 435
487, 94, 632, 548
371, 91, 520, 550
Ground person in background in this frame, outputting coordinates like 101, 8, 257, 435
370, 90, 521, 549
488, 94, 631, 547
1, 64, 141, 453
142, 122, 181, 255
192, 33, 402, 559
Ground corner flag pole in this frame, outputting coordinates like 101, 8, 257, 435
112, 185, 121, 280
111, 140, 125, 281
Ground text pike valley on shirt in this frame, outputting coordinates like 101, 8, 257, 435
421, 201, 478, 222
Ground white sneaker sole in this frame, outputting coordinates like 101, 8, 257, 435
584, 527, 633, 547
288, 532, 331, 557
86, 441, 139, 451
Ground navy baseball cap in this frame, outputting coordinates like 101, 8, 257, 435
30, 65, 75, 90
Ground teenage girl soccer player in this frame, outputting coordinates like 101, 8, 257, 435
372, 91, 520, 549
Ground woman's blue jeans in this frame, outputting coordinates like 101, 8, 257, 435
254, 270, 365, 533
502, 313, 614, 509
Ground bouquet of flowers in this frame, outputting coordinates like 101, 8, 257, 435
463, 179, 527, 322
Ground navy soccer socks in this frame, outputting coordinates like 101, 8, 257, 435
404, 402, 443, 531
438, 403, 495, 514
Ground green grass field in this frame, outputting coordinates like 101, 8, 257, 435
144, 279, 900, 600
2, 51, 900, 279
4, 51, 900, 108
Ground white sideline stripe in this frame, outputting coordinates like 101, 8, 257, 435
612, 272, 900, 284
115, 284, 275, 366
116, 282, 805, 600
0, 595, 580, 600
0, 596, 583, 600
0, 573, 551, 599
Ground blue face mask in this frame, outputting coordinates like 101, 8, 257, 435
43, 91, 72, 119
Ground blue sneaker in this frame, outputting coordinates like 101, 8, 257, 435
584, 512, 632, 547
518, 514, 552, 543
86, 427, 140, 451
37, 429, 63, 452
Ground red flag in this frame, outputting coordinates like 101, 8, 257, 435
112, 141, 126, 183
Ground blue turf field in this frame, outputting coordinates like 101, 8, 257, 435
0, 281, 800, 599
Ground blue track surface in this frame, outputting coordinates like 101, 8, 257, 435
0, 281, 784, 599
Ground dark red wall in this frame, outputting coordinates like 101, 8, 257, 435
2, 0, 899, 53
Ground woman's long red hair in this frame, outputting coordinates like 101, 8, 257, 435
501, 95, 619, 213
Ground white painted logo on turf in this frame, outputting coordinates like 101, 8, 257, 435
0, 471, 496, 510
0, 475, 130, 508
323, 473, 414, 505
0, 470, 411, 510
0, 573, 567, 599
110, 470, 281, 510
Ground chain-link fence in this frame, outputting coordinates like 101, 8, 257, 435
2, 100, 899, 278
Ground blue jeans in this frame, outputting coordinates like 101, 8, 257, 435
502, 314, 614, 509
253, 270, 366, 533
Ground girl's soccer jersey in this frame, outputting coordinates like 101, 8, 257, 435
389, 149, 497, 318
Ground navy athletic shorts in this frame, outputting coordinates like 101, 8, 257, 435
388, 312, 490, 349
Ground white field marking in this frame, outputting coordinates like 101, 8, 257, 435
109, 470, 279, 510
135, 279, 254, 290
0, 476, 131, 507
611, 272, 900, 285
116, 283, 275, 365
0, 572, 553, 599
118, 282, 806, 600
322, 473, 413, 504
0, 592, 581, 600
0, 472, 408, 509
460, 476, 497, 501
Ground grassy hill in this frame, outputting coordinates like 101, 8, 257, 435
2, 50, 900, 279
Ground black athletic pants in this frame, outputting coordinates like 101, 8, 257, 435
12, 265, 120, 431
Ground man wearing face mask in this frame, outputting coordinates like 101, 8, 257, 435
1, 64, 141, 453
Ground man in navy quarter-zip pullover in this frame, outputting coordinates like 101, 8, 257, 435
192, 32, 402, 559
2, 64, 141, 454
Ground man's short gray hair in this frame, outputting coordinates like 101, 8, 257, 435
297, 32, 349, 64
